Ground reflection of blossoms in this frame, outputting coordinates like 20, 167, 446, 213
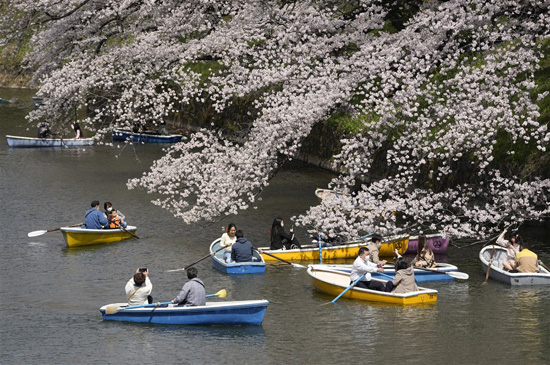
5, 0, 550, 239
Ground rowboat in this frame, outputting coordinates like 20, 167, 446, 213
112, 128, 183, 143
32, 96, 44, 108
316, 263, 459, 283
406, 233, 449, 254
315, 188, 347, 203
307, 265, 438, 305
479, 245, 550, 285
210, 238, 266, 274
6, 135, 94, 148
60, 226, 138, 247
257, 235, 409, 263
100, 300, 269, 325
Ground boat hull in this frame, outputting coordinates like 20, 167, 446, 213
259, 235, 408, 262
60, 226, 138, 247
406, 234, 449, 254
99, 300, 269, 325
479, 245, 550, 285
112, 129, 183, 143
6, 135, 94, 148
318, 263, 458, 283
210, 238, 266, 274
307, 265, 437, 305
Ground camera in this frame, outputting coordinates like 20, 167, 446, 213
139, 268, 147, 273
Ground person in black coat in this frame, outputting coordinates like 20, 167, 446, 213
270, 217, 301, 250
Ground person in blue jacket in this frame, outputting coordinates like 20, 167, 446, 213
84, 200, 109, 229
231, 230, 254, 262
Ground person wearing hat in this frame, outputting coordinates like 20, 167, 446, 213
367, 233, 387, 267
511, 242, 539, 273
83, 200, 109, 229
496, 227, 521, 271
350, 246, 385, 291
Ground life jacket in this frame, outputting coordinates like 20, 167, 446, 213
109, 216, 121, 229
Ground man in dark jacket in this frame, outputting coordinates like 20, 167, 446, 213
231, 230, 254, 262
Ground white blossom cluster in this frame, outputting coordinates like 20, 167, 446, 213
4, 0, 550, 239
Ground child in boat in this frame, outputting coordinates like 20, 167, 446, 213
412, 234, 436, 268
385, 257, 418, 293
109, 209, 127, 229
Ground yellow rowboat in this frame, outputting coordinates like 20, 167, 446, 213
258, 235, 408, 263
378, 235, 409, 256
307, 265, 438, 305
60, 226, 138, 247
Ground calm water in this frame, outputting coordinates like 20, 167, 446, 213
1, 87, 550, 364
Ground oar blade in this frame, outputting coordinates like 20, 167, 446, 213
216, 289, 227, 298
105, 304, 126, 315
291, 263, 306, 268
166, 268, 185, 272
448, 271, 469, 280
28, 230, 47, 237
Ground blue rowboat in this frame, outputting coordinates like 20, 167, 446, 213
315, 263, 459, 283
480, 245, 550, 285
210, 238, 266, 274
112, 128, 183, 143
6, 135, 94, 148
100, 300, 269, 325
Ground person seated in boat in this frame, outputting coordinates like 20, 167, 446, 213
171, 267, 206, 307
270, 217, 301, 250
125, 268, 153, 305
367, 233, 387, 267
231, 230, 255, 262
350, 246, 385, 291
104, 201, 127, 226
108, 209, 128, 229
71, 122, 83, 139
220, 223, 237, 263
84, 200, 109, 229
495, 228, 521, 271
510, 242, 539, 273
37, 123, 53, 138
157, 121, 170, 135
384, 257, 418, 293
412, 234, 436, 268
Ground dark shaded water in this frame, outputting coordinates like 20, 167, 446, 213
1, 88, 550, 364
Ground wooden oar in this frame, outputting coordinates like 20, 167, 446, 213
254, 248, 306, 268
331, 273, 366, 303
106, 289, 227, 314
539, 260, 550, 273
119, 226, 140, 239
166, 246, 226, 272
484, 244, 496, 284
28, 223, 83, 237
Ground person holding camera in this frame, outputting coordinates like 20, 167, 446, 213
125, 268, 153, 305
270, 217, 301, 250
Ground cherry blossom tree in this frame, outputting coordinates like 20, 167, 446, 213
3, 0, 550, 242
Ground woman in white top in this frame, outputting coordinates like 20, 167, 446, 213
495, 228, 521, 271
220, 223, 237, 263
